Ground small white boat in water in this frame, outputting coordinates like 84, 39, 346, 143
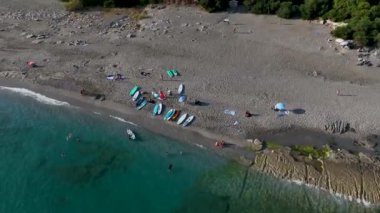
127, 129, 136, 140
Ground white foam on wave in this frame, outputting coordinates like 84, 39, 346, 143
195, 144, 206, 149
286, 179, 373, 207
109, 115, 137, 126
93, 111, 102, 115
0, 86, 70, 106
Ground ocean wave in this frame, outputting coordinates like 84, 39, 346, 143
93, 111, 102, 115
0, 86, 70, 106
109, 115, 137, 126
287, 179, 372, 207
195, 144, 206, 149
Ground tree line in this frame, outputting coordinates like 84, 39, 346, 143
60, 0, 380, 46
242, 0, 380, 46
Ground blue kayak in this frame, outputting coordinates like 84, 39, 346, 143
164, 109, 175, 120
135, 97, 144, 107
153, 103, 163, 116
137, 98, 148, 110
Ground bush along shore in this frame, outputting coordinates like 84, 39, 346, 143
60, 0, 380, 47
243, 0, 380, 47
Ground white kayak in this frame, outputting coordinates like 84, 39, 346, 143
132, 90, 140, 102
177, 113, 188, 125
178, 84, 184, 95
156, 103, 163, 115
182, 115, 194, 127
153, 103, 163, 116
127, 129, 136, 140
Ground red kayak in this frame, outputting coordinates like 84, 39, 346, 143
159, 91, 166, 100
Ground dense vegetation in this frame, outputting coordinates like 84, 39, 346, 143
60, 0, 380, 46
60, 0, 157, 10
61, 0, 229, 11
243, 0, 380, 46
291, 144, 331, 159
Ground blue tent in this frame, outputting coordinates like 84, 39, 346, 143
275, 102, 286, 111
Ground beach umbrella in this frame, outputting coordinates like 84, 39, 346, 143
178, 95, 187, 103
275, 102, 286, 111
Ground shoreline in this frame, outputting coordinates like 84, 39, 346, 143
1, 1, 380, 207
0, 79, 250, 159
1, 79, 379, 208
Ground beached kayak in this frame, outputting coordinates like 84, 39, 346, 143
135, 97, 144, 107
130, 86, 139, 96
171, 69, 179, 76
170, 110, 181, 121
132, 90, 140, 101
159, 91, 166, 100
137, 98, 148, 110
164, 109, 175, 121
178, 84, 184, 95
152, 91, 160, 99
153, 103, 163, 116
177, 113, 187, 125
183, 115, 195, 127
166, 70, 174, 78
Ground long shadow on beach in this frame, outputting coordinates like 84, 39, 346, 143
291, 108, 306, 115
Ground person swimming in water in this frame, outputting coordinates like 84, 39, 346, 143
168, 164, 173, 172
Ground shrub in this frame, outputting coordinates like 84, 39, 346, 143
251, 0, 282, 15
264, 141, 283, 150
277, 2, 293, 19
103, 0, 115, 8
300, 0, 331, 20
199, 0, 229, 12
64, 0, 83, 11
243, 0, 253, 10
292, 144, 331, 159
375, 33, 380, 47
332, 25, 353, 39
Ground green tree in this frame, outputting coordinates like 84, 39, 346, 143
332, 25, 353, 39
352, 1, 371, 18
199, 0, 229, 12
351, 16, 373, 45
375, 33, 380, 47
300, 0, 331, 20
277, 2, 294, 19
369, 5, 380, 20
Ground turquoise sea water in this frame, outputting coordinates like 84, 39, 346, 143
0, 88, 376, 213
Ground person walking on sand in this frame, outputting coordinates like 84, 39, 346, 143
336, 89, 341, 96
160, 74, 163, 81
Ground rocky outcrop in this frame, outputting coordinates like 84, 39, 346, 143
251, 148, 380, 205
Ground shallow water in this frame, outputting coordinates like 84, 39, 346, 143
0, 89, 376, 213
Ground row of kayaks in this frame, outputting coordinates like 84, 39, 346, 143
130, 85, 194, 127
163, 109, 194, 127
166, 69, 179, 78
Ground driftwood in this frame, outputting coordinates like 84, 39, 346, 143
324, 120, 350, 134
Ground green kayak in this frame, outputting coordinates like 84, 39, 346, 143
166, 70, 174, 78
129, 86, 139, 96
171, 69, 179, 76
